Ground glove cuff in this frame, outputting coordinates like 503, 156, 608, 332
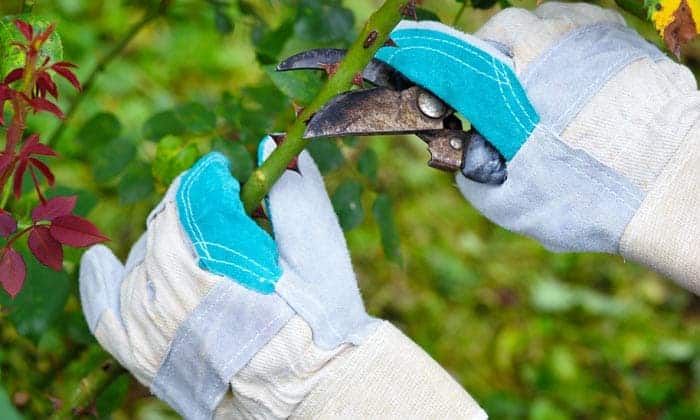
292, 321, 486, 419
620, 117, 700, 293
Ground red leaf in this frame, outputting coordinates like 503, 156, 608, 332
13, 159, 28, 199
0, 85, 15, 126
36, 71, 58, 99
32, 24, 55, 50
28, 97, 64, 118
52, 61, 78, 69
21, 134, 57, 157
0, 248, 26, 298
28, 226, 63, 271
13, 19, 33, 42
49, 215, 109, 247
32, 196, 76, 222
51, 65, 81, 92
29, 158, 55, 186
0, 211, 17, 238
3, 68, 24, 85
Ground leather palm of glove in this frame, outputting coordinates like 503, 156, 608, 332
373, 2, 700, 292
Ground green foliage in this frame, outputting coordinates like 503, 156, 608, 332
0, 248, 70, 342
331, 179, 364, 230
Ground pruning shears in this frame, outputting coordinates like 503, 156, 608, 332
277, 48, 508, 185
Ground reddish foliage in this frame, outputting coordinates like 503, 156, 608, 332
0, 249, 26, 299
0, 210, 17, 237
0, 20, 107, 297
49, 215, 109, 247
28, 226, 63, 271
32, 196, 76, 222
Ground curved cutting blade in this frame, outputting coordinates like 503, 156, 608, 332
303, 86, 452, 139
277, 48, 412, 89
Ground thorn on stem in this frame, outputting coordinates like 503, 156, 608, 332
352, 72, 365, 88
319, 62, 339, 77
364, 30, 379, 48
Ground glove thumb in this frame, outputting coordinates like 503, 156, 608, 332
79, 245, 135, 372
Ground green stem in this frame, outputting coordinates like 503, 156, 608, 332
453, 1, 468, 25
46, 0, 171, 147
49, 357, 125, 419
240, 0, 406, 213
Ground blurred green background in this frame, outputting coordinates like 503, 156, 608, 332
0, 0, 698, 418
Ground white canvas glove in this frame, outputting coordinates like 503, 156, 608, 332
80, 139, 486, 419
374, 3, 700, 292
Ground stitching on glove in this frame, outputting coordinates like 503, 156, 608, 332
205, 309, 290, 407
192, 241, 277, 282
382, 46, 499, 83
280, 279, 344, 343
391, 34, 503, 68
552, 52, 647, 131
179, 156, 278, 283
494, 58, 537, 130
540, 125, 643, 210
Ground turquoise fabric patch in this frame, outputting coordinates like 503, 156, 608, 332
375, 27, 540, 160
176, 152, 281, 294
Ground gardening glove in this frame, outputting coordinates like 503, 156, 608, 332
375, 2, 699, 292
79, 139, 486, 419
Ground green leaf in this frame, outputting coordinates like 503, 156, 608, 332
175, 102, 217, 134
118, 163, 155, 204
96, 373, 130, 416
294, 1, 355, 44
252, 18, 295, 64
77, 112, 121, 148
142, 110, 186, 141
306, 140, 345, 174
264, 65, 324, 104
0, 249, 70, 342
331, 180, 364, 230
152, 135, 200, 187
90, 136, 136, 183
218, 92, 243, 128
213, 6, 234, 34
372, 194, 401, 261
0, 385, 22, 420
211, 137, 254, 182
357, 148, 378, 183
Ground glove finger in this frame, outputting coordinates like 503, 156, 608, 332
258, 137, 355, 278
79, 245, 125, 334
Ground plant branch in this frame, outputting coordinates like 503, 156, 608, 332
240, 0, 407, 213
46, 0, 171, 147
453, 1, 468, 26
49, 357, 125, 419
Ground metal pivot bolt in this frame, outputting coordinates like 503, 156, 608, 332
449, 137, 463, 150
417, 90, 447, 119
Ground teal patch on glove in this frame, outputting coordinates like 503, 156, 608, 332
176, 152, 281, 294
375, 21, 539, 160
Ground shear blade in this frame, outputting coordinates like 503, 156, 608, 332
277, 48, 411, 89
303, 86, 450, 139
